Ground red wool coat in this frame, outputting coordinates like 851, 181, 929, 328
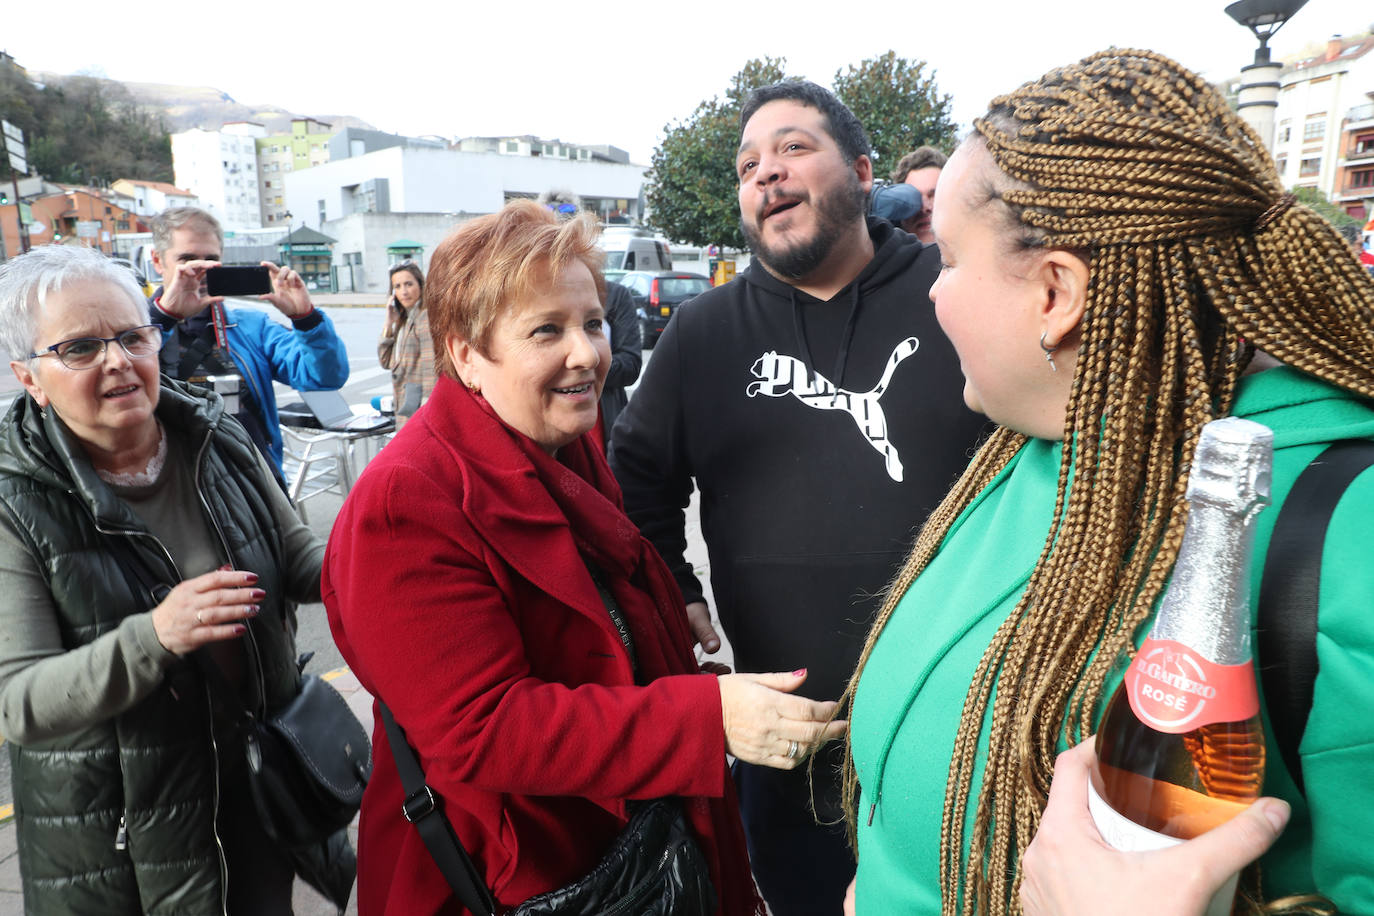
323, 377, 737, 916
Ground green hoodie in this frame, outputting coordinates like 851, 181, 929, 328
850, 366, 1374, 913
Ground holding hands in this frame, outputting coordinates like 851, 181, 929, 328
151, 568, 264, 656
1019, 739, 1290, 916
718, 669, 847, 769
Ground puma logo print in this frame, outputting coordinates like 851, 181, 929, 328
746, 337, 919, 482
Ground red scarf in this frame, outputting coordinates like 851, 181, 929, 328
471, 388, 764, 915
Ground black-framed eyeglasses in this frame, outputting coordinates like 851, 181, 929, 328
28, 325, 164, 370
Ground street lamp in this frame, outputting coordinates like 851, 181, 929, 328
283, 210, 293, 273
1225, 0, 1310, 147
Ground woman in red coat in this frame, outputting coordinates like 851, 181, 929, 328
323, 200, 845, 915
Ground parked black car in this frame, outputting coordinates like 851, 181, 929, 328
615, 271, 712, 348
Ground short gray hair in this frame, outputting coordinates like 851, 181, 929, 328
150, 206, 222, 256
0, 245, 148, 362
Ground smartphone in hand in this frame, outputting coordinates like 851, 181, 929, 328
206, 266, 273, 297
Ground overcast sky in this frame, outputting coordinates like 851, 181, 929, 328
7, 0, 1369, 166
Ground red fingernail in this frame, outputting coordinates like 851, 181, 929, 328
250, 588, 266, 600
234, 625, 247, 636
793, 668, 807, 677
243, 572, 259, 584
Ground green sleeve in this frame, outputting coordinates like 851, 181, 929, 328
0, 515, 175, 744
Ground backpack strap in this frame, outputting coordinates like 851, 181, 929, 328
1257, 439, 1374, 795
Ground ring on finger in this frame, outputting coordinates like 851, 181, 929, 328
787, 740, 799, 760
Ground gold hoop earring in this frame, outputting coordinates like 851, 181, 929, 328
1039, 332, 1058, 373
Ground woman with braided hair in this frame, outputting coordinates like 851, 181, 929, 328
841, 49, 1374, 916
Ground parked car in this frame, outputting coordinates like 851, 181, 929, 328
615, 271, 712, 348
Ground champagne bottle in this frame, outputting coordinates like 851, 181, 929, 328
1088, 416, 1272, 916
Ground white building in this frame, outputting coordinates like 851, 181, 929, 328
170, 122, 265, 232
1272, 34, 1374, 218
110, 179, 199, 217
283, 145, 649, 292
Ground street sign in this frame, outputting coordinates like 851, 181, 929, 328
17, 203, 32, 224
6, 152, 24, 174
76, 220, 100, 239
1, 121, 20, 143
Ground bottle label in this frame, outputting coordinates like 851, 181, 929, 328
1125, 638, 1258, 733
1087, 781, 1239, 916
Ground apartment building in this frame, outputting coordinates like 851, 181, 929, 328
1273, 34, 1374, 220
170, 122, 264, 231
257, 117, 334, 226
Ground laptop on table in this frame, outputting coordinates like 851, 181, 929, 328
298, 389, 394, 433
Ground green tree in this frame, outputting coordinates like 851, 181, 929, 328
644, 57, 795, 249
1, 58, 172, 186
1293, 186, 1362, 235
832, 51, 956, 177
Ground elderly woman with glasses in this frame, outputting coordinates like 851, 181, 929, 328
0, 245, 352, 915
378, 259, 435, 429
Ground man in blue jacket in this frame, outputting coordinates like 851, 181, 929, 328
148, 207, 349, 481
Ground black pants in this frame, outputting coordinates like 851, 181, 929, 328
733, 757, 855, 915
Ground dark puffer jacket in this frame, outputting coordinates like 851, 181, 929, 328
0, 381, 304, 914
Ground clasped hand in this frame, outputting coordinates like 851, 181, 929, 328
150, 568, 265, 656
718, 669, 848, 770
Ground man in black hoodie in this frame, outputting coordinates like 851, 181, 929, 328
611, 82, 987, 912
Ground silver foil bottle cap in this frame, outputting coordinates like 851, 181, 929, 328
1186, 416, 1273, 517
1151, 417, 1274, 663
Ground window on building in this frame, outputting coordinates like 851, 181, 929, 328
1356, 133, 1374, 156
318, 199, 326, 224
1351, 168, 1374, 189
1277, 124, 1291, 143
1275, 157, 1287, 175
506, 141, 519, 153
1299, 157, 1320, 177
1303, 119, 1325, 141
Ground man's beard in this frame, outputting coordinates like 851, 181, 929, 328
741, 172, 868, 282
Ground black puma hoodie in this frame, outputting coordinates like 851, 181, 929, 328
611, 219, 987, 716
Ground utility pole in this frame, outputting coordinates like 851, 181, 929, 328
1, 120, 32, 253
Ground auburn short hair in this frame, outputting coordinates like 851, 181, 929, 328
426, 199, 605, 376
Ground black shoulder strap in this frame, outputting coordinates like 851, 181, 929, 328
1258, 440, 1374, 795
378, 701, 496, 916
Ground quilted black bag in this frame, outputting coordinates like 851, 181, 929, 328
380, 702, 717, 916
243, 673, 373, 849
507, 798, 716, 916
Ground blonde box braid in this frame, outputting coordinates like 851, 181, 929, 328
838, 49, 1374, 916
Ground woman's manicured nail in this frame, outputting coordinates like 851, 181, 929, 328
793, 668, 807, 677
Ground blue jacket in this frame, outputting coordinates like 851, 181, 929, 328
151, 298, 349, 471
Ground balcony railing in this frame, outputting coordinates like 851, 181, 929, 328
1347, 102, 1374, 124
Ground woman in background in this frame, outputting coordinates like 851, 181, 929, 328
377, 259, 435, 428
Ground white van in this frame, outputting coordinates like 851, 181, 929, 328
601, 228, 672, 272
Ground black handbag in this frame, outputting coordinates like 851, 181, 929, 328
242, 671, 373, 850
380, 702, 717, 916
